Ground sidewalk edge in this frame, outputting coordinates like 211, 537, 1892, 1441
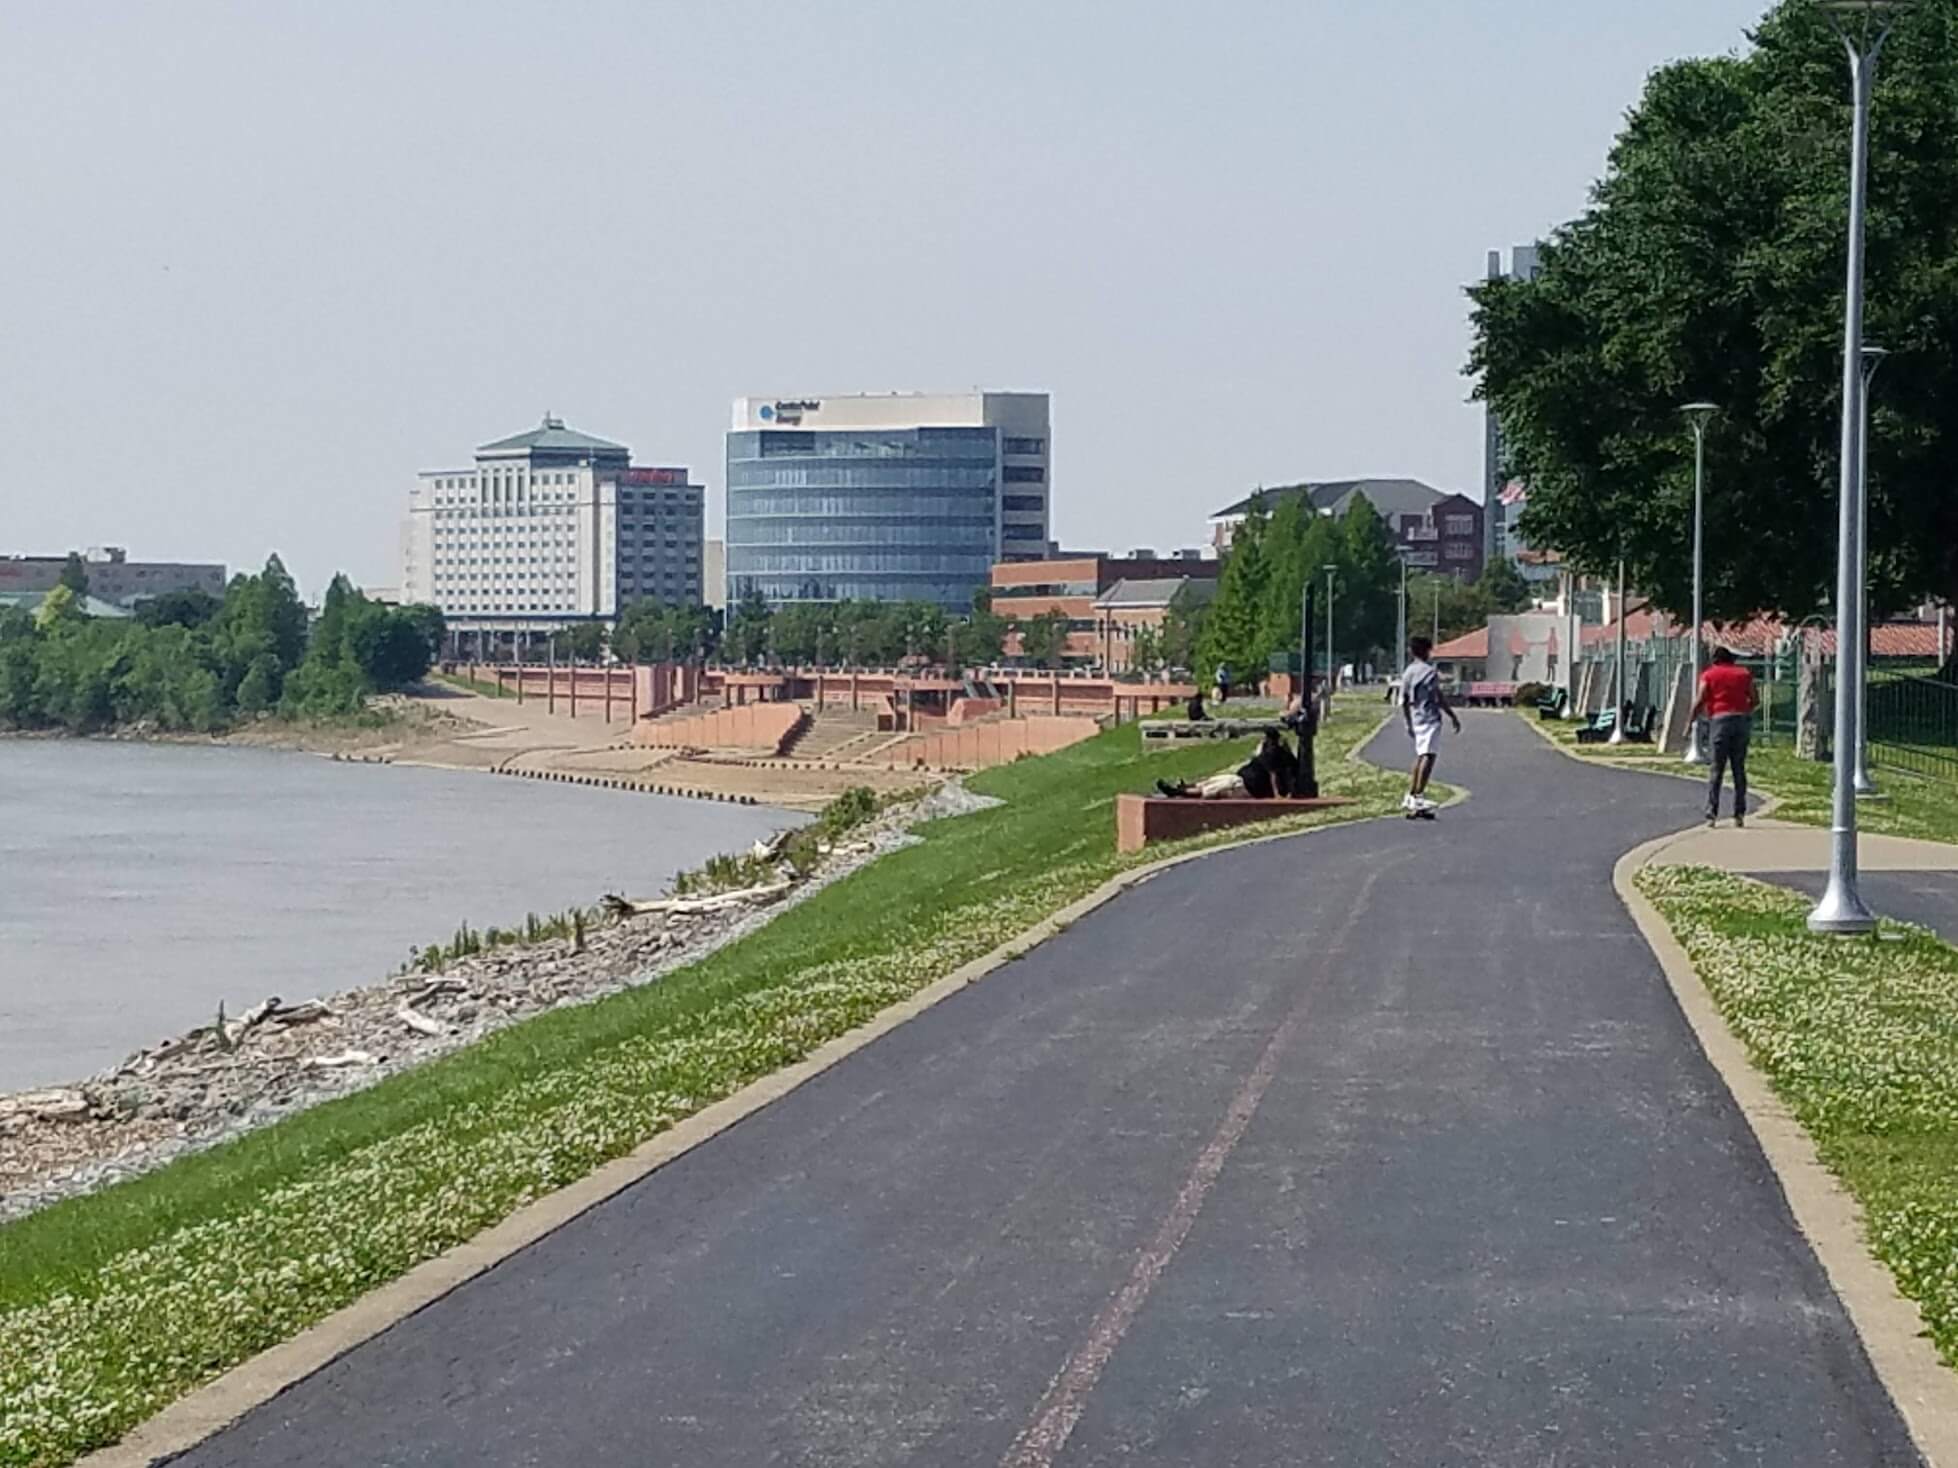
87, 752, 1419, 1468
1615, 830, 1958, 1467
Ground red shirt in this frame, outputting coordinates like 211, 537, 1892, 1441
1699, 662, 1755, 718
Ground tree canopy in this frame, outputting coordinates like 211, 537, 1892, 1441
1470, 0, 1958, 621
0, 558, 438, 733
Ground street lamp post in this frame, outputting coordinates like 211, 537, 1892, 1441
1810, 0, 1909, 935
1681, 402, 1719, 764
1396, 553, 1410, 675
1322, 564, 1338, 694
1607, 557, 1629, 746
1853, 344, 1888, 797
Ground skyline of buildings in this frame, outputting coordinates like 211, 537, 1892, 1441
0, 548, 226, 608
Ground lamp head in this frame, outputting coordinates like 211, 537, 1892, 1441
1819, 0, 1915, 44
1682, 401, 1719, 435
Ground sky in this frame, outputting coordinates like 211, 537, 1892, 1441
0, 0, 1772, 600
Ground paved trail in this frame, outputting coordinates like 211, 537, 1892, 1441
172, 713, 1919, 1467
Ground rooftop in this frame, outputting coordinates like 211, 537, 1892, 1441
478, 414, 628, 457
1093, 576, 1220, 610
1212, 478, 1450, 521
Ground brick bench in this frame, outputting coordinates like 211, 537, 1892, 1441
1116, 792, 1357, 854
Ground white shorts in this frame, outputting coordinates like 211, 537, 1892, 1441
1411, 720, 1443, 759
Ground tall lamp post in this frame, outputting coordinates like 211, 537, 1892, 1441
1853, 344, 1888, 797
1681, 401, 1719, 764
1809, 0, 1909, 936
1395, 551, 1411, 675
1607, 557, 1630, 746
1322, 564, 1338, 694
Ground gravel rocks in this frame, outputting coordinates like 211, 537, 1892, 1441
0, 781, 986, 1222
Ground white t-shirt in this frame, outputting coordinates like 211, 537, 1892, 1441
1400, 659, 1443, 727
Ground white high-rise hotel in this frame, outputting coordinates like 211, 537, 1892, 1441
402, 416, 704, 637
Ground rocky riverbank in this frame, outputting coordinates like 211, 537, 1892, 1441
1, 780, 995, 1222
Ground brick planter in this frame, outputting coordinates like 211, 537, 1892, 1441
1115, 793, 1358, 854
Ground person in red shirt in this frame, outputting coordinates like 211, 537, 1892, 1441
1688, 646, 1758, 827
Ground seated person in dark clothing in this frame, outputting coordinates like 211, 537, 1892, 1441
1186, 691, 1209, 722
1157, 731, 1291, 800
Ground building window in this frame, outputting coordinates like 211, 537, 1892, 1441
1445, 514, 1475, 536
1002, 436, 1045, 455
1446, 542, 1473, 559
1002, 465, 1045, 483
1002, 494, 1045, 513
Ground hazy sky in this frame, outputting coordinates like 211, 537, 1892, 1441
2, 0, 1769, 599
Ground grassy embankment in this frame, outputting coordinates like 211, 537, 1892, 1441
1638, 866, 1958, 1364
1525, 709, 1958, 845
0, 701, 1405, 1468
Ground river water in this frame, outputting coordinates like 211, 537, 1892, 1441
0, 741, 802, 1093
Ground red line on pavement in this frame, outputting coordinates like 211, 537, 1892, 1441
999, 862, 1393, 1468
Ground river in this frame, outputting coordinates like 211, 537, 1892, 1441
0, 741, 803, 1093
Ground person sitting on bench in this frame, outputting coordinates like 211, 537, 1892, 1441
1156, 730, 1291, 800
1186, 690, 1210, 722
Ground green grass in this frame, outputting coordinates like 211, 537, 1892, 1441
0, 703, 1405, 1468
1524, 710, 1958, 844
1638, 866, 1958, 1365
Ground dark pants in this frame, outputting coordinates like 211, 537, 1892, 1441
1706, 714, 1750, 818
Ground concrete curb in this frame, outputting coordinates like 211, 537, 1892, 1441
81, 732, 1417, 1468
1615, 831, 1958, 1465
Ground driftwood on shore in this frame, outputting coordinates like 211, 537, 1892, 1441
600, 879, 794, 920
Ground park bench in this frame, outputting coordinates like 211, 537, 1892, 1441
1536, 688, 1570, 720
1116, 792, 1356, 853
1140, 719, 1282, 748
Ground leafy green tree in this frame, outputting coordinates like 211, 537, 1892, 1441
33, 584, 83, 630
1016, 609, 1071, 668
58, 552, 89, 596
953, 591, 1007, 666
349, 608, 434, 686
400, 603, 447, 662
1476, 556, 1534, 614
1336, 496, 1402, 667
234, 654, 279, 717
725, 589, 772, 665
135, 588, 220, 630
1470, 1, 1958, 621
1197, 498, 1272, 685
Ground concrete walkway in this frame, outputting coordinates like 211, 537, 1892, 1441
1653, 821, 1958, 944
168, 713, 1920, 1466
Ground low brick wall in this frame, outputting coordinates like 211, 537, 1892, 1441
875, 714, 1101, 771
636, 702, 806, 755
1115, 793, 1357, 854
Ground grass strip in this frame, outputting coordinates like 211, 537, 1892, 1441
1637, 865, 1958, 1365
1526, 711, 1958, 845
0, 702, 1406, 1468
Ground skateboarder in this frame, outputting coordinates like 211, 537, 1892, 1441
1400, 636, 1460, 819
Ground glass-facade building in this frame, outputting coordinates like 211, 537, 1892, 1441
726, 426, 1007, 608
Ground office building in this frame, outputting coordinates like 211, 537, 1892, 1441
1483, 244, 1542, 564
725, 391, 1051, 611
1209, 479, 1484, 581
0, 548, 225, 608
991, 550, 1214, 665
401, 415, 704, 643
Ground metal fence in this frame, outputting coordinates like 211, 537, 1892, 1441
1870, 673, 1958, 781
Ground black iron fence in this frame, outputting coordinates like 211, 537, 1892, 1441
1870, 673, 1958, 782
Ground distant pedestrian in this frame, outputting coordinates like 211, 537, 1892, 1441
1400, 635, 1460, 819
1690, 646, 1757, 828
1215, 663, 1232, 704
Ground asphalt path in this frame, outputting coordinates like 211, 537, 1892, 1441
1759, 869, 1958, 946
168, 712, 1919, 1467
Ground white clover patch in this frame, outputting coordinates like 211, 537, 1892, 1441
1640, 864, 1958, 1367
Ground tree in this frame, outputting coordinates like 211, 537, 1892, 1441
400, 603, 447, 662
1197, 498, 1272, 685
1470, 1, 1958, 623
953, 591, 1007, 666
33, 584, 82, 630
135, 588, 220, 630
725, 590, 772, 665
1476, 557, 1534, 614
1016, 609, 1071, 669
58, 552, 89, 596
